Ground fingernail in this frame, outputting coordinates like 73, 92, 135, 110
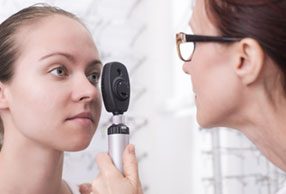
128, 144, 135, 155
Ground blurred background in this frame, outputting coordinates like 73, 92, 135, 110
1, 0, 286, 194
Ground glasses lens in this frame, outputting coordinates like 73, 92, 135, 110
179, 42, 194, 61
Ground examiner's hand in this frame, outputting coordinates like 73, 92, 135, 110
91, 144, 143, 194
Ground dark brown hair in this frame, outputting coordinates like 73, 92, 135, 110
0, 4, 81, 150
205, 0, 286, 90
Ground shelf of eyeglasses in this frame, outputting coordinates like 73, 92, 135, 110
201, 147, 273, 168
202, 173, 281, 184
202, 146, 260, 154
200, 128, 256, 146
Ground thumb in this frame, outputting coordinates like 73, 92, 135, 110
123, 144, 139, 185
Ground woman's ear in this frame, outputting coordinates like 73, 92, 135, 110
0, 82, 9, 109
233, 38, 265, 85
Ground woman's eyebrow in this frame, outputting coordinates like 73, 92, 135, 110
87, 59, 103, 69
39, 52, 103, 67
39, 52, 75, 62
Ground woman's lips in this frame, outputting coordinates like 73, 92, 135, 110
66, 112, 94, 126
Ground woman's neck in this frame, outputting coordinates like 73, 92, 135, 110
0, 132, 70, 194
234, 87, 286, 172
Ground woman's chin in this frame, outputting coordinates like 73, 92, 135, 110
198, 122, 214, 129
64, 135, 94, 151
66, 141, 91, 151
197, 114, 219, 129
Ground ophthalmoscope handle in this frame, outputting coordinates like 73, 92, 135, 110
108, 124, 129, 173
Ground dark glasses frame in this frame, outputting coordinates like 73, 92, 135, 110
176, 32, 242, 62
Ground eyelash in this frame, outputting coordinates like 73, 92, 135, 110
49, 65, 68, 77
49, 65, 100, 85
87, 72, 101, 86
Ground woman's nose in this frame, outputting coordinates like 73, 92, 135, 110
182, 61, 191, 74
72, 75, 99, 102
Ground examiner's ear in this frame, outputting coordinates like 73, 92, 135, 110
233, 38, 265, 85
0, 82, 9, 109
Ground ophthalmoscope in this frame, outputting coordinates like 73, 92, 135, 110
101, 61, 130, 173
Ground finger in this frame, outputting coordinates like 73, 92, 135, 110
96, 152, 122, 178
92, 174, 107, 194
123, 144, 139, 185
79, 183, 92, 194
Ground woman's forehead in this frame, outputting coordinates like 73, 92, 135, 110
14, 15, 96, 62
16, 15, 88, 46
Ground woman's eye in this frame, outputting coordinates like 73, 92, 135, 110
87, 72, 100, 85
49, 66, 68, 77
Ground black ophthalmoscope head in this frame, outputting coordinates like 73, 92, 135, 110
101, 62, 130, 115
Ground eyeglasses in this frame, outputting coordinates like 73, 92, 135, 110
176, 32, 242, 62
